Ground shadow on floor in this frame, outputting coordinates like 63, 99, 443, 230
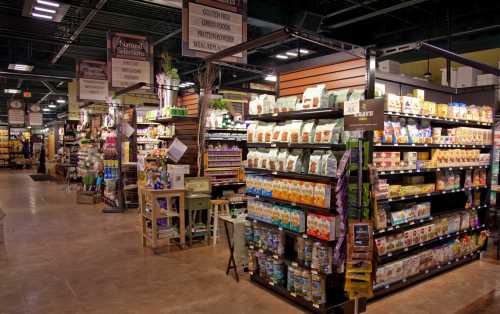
455, 288, 500, 314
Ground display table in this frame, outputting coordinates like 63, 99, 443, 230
139, 187, 186, 252
219, 214, 248, 282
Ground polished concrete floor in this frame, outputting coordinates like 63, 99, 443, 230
0, 170, 499, 314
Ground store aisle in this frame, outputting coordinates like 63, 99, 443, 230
0, 169, 499, 314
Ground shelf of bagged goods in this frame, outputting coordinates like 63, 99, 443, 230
374, 143, 492, 149
377, 224, 486, 265
249, 273, 356, 314
377, 164, 489, 175
384, 111, 493, 128
246, 193, 335, 214
373, 250, 481, 298
245, 168, 337, 183
206, 128, 247, 133
246, 217, 334, 244
377, 185, 489, 203
247, 108, 344, 122
247, 143, 345, 150
373, 204, 489, 237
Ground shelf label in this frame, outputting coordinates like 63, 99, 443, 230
404, 248, 409, 252
313, 304, 320, 309
311, 270, 319, 275
291, 262, 298, 267
272, 113, 278, 117
291, 292, 297, 297
302, 234, 308, 239
402, 278, 407, 283
249, 272, 253, 275
269, 281, 274, 286
384, 285, 390, 289
387, 253, 392, 257
425, 270, 429, 274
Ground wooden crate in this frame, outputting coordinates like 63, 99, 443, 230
76, 191, 101, 204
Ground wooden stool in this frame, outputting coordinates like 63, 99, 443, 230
209, 199, 230, 247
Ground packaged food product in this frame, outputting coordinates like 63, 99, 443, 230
301, 120, 316, 143
385, 93, 402, 112
264, 123, 275, 143
289, 120, 304, 144
247, 122, 257, 143
313, 183, 331, 208
302, 84, 328, 110
271, 124, 282, 143
320, 151, 337, 177
437, 103, 448, 118
302, 181, 315, 205
383, 119, 394, 143
308, 150, 323, 175
268, 149, 279, 171
286, 150, 303, 173
279, 122, 291, 143
277, 149, 289, 172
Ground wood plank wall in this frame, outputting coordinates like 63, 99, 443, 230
178, 93, 199, 116
279, 58, 366, 98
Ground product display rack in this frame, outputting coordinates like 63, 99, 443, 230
0, 125, 8, 167
368, 67, 495, 298
245, 168, 338, 183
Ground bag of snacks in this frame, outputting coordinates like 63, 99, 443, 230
247, 149, 257, 168
264, 123, 275, 143
277, 149, 289, 172
256, 123, 266, 143
247, 122, 257, 143
286, 150, 303, 173
249, 96, 262, 115
268, 149, 279, 171
301, 120, 316, 143
271, 124, 282, 143
321, 151, 337, 177
383, 119, 394, 144
279, 122, 291, 143
289, 120, 304, 144
308, 151, 323, 175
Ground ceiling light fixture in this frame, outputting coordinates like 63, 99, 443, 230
299, 49, 310, 54
275, 54, 288, 60
32, 12, 53, 20
264, 75, 277, 82
42, 108, 51, 112
285, 51, 298, 57
33, 6, 56, 14
8, 64, 34, 72
56, 99, 65, 104
48, 104, 57, 108
4, 89, 21, 94
36, 0, 60, 7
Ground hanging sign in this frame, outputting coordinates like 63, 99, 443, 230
28, 104, 43, 127
182, 0, 247, 63
344, 98, 384, 132
108, 32, 153, 89
8, 99, 25, 125
77, 60, 109, 101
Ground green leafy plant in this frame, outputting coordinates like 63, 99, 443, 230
161, 53, 180, 80
210, 98, 227, 110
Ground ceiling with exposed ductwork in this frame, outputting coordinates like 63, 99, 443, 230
1, 0, 500, 123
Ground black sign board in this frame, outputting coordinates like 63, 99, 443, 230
344, 98, 384, 131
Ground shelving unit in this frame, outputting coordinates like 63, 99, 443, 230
0, 126, 8, 167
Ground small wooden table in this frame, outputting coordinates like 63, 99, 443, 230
219, 214, 248, 282
140, 187, 186, 252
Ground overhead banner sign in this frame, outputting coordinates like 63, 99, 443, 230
108, 32, 153, 89
8, 99, 25, 125
28, 104, 43, 127
182, 0, 247, 63
77, 60, 109, 101
344, 98, 384, 132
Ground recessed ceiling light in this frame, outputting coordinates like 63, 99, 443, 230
8, 64, 34, 72
37, 0, 60, 7
48, 104, 57, 108
32, 12, 53, 20
285, 51, 298, 57
299, 49, 310, 54
34, 6, 56, 14
56, 99, 65, 104
4, 89, 21, 94
275, 54, 288, 60
264, 75, 277, 82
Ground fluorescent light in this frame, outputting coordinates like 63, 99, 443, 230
32, 12, 53, 19
285, 51, 298, 57
299, 49, 310, 54
42, 108, 50, 112
56, 99, 65, 104
275, 54, 288, 60
4, 89, 21, 94
8, 64, 34, 72
48, 104, 57, 108
37, 0, 60, 7
33, 6, 56, 13
264, 75, 277, 82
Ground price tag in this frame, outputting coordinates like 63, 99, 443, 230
249, 245, 254, 249
401, 196, 406, 200
387, 227, 394, 231
291, 293, 297, 297
395, 225, 400, 229
273, 254, 279, 260
302, 234, 308, 239
409, 221, 415, 226
438, 265, 441, 269
272, 171, 277, 175
425, 270, 429, 274
402, 278, 407, 283
426, 193, 431, 196
419, 219, 424, 223
343, 99, 360, 116
249, 271, 253, 275
269, 281, 274, 286
384, 285, 390, 289
455, 258, 459, 262
390, 171, 395, 174
404, 248, 409, 252
313, 304, 320, 309
292, 262, 298, 267
272, 113, 278, 117
448, 261, 451, 265
271, 143, 277, 148
387, 253, 392, 257
259, 249, 264, 253
311, 270, 319, 275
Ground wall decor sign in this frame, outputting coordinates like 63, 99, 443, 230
182, 0, 247, 63
77, 60, 109, 101
8, 99, 25, 125
107, 32, 153, 89
28, 104, 43, 126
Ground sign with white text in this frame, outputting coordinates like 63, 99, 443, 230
182, 0, 247, 63
77, 60, 109, 101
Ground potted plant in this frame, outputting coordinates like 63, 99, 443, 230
156, 53, 180, 112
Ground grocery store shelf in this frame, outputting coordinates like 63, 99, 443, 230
384, 111, 493, 128
206, 137, 247, 142
247, 143, 345, 150
154, 116, 197, 123
136, 122, 159, 126
211, 181, 246, 187
246, 193, 335, 214
377, 165, 489, 176
247, 217, 334, 243
247, 108, 343, 122
245, 168, 337, 183
377, 225, 486, 265
207, 128, 247, 133
374, 143, 492, 149
377, 185, 488, 203
373, 250, 481, 298
373, 205, 489, 237
250, 273, 354, 314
